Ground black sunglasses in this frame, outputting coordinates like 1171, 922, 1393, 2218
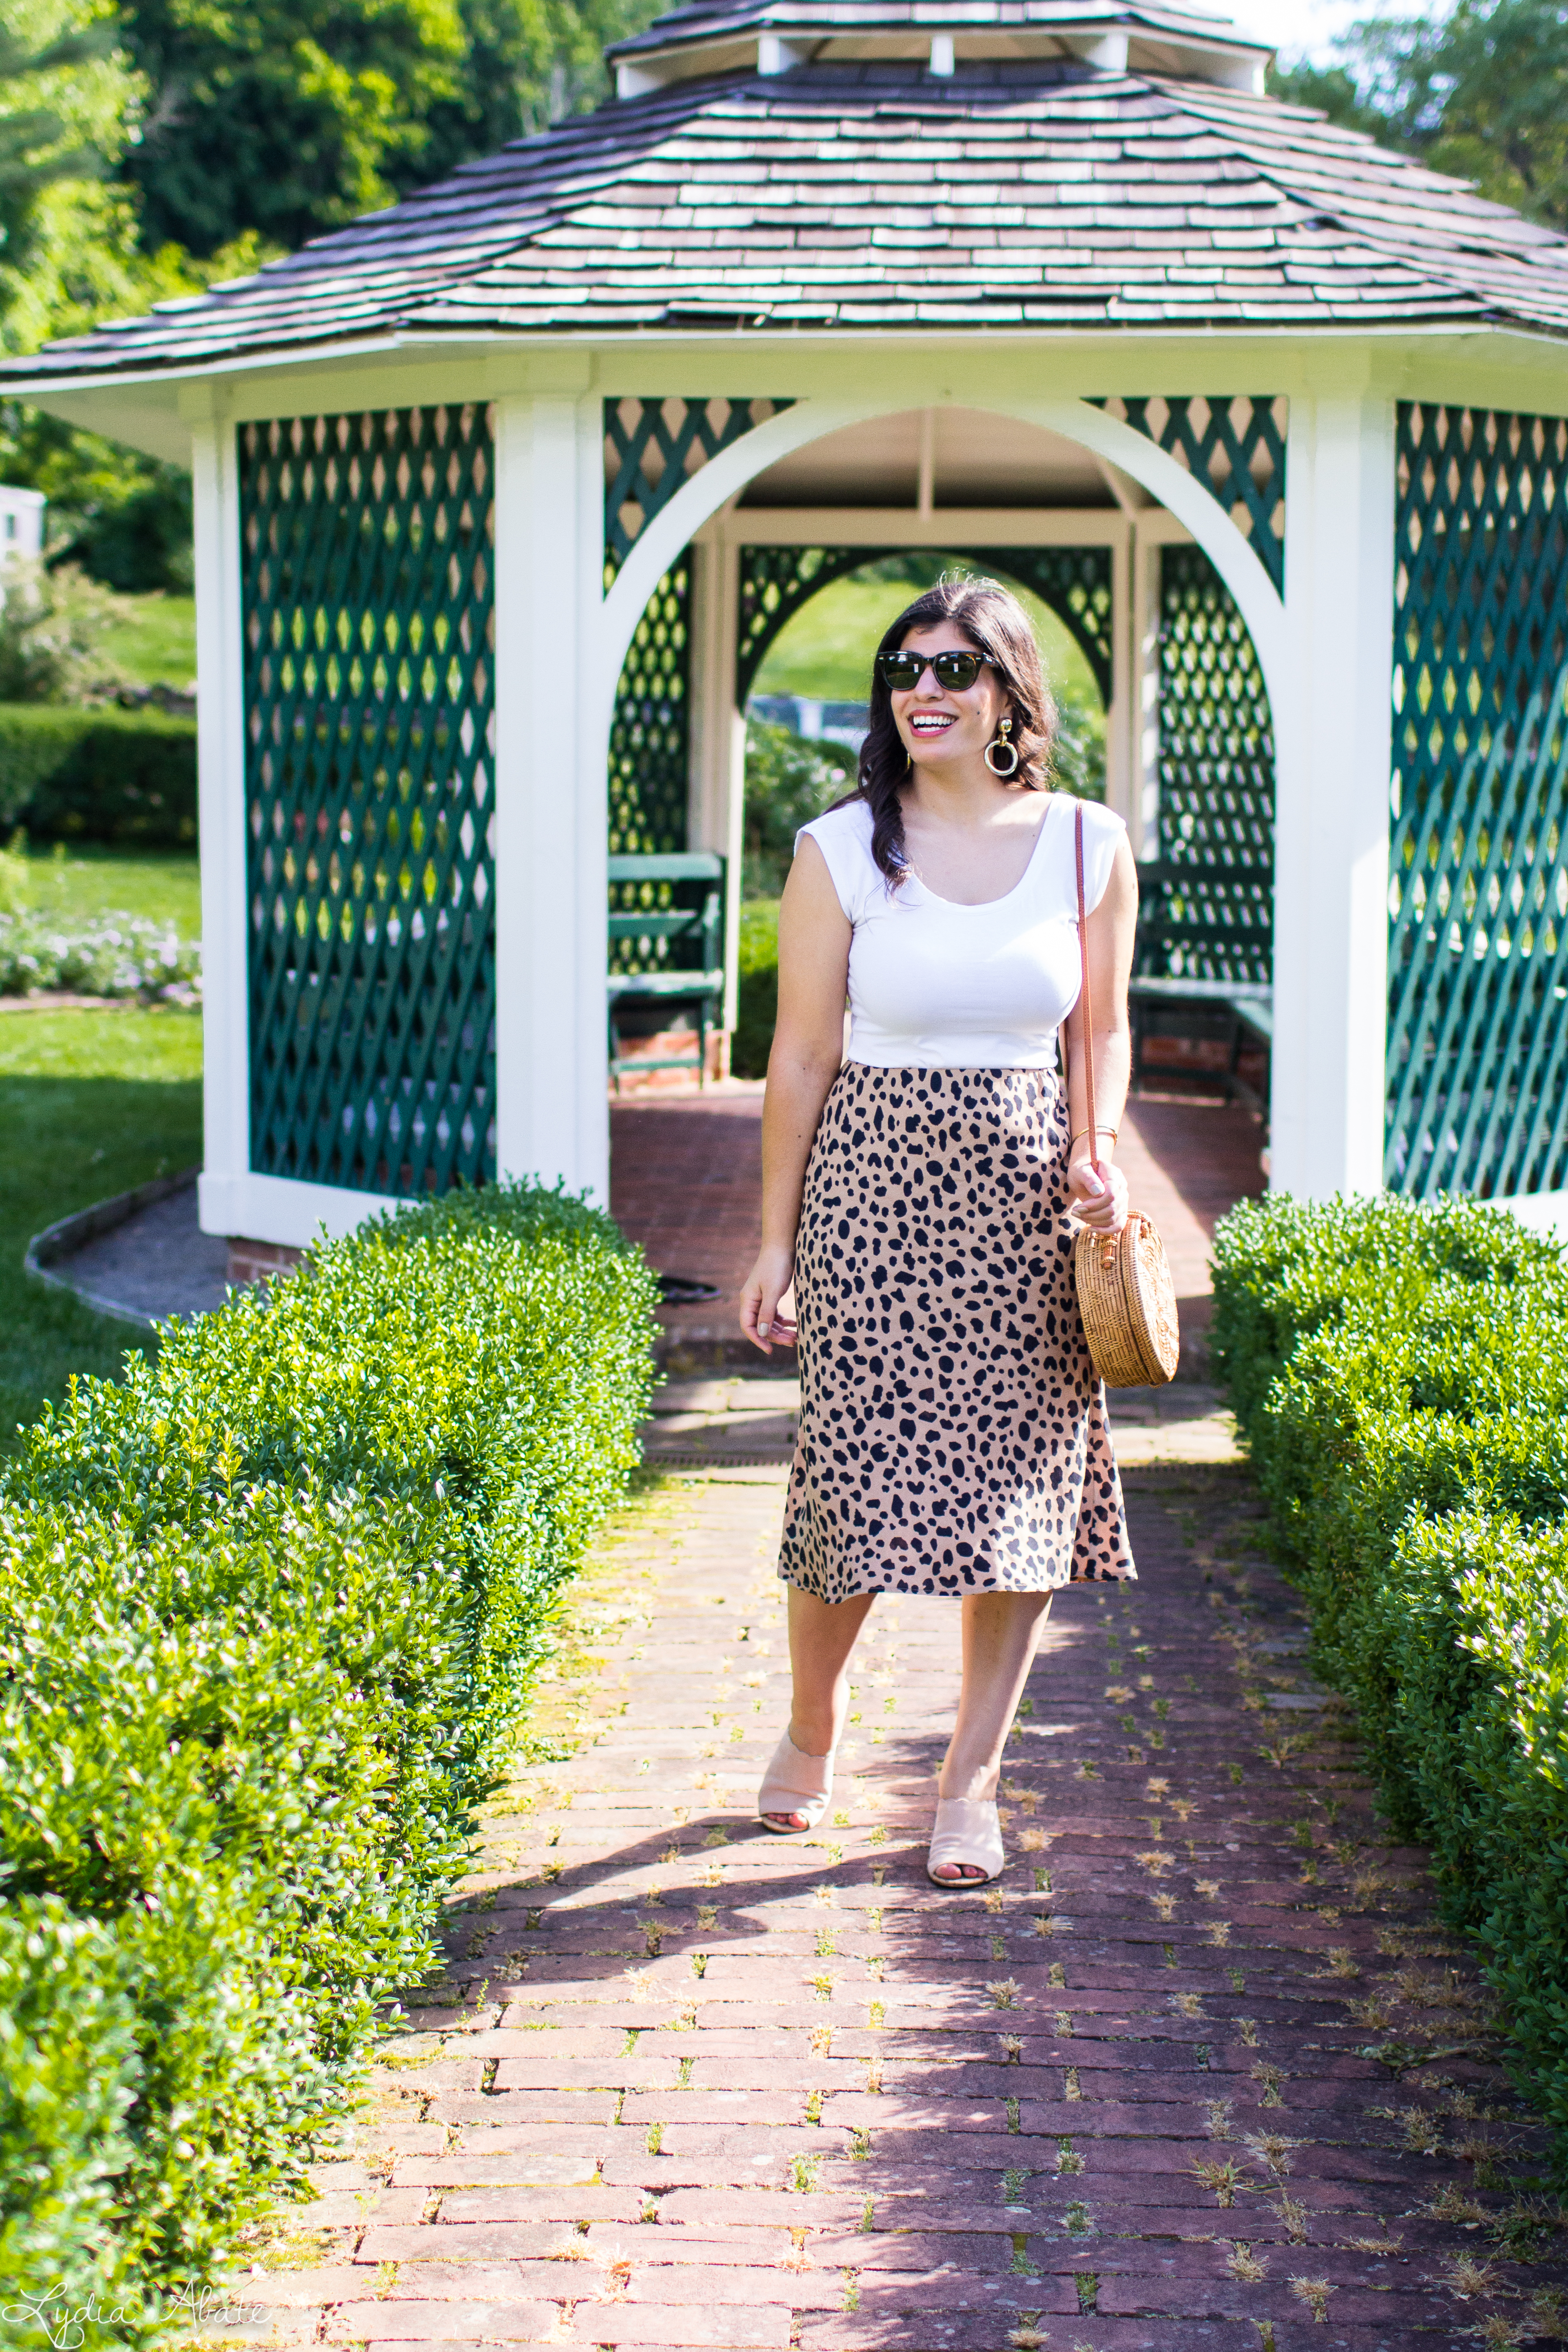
876, 647, 995, 692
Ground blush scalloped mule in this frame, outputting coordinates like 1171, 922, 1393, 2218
926, 1797, 1004, 1886
756, 1729, 835, 1833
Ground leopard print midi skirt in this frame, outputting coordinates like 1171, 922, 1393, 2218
778, 1064, 1136, 1602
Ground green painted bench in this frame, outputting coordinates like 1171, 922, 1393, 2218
608, 852, 726, 1087
1128, 975, 1273, 1111
1129, 855, 1273, 1112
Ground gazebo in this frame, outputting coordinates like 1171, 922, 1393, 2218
10, 0, 1568, 1260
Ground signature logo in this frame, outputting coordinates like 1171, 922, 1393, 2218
3, 2282, 267, 2347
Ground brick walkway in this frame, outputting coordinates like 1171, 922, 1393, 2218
250, 1465, 1566, 2350
611, 1087, 1264, 1369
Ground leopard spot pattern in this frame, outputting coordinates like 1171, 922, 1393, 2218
779, 1062, 1137, 1602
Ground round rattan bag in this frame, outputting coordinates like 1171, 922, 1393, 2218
1073, 1215, 1180, 1388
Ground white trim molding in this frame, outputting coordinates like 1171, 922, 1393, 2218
706, 506, 1137, 548
199, 1171, 402, 1250
1491, 1190, 1568, 1244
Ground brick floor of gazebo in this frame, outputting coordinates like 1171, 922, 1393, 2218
610, 1082, 1267, 1375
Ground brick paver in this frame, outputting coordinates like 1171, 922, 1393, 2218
240, 1464, 1567, 2350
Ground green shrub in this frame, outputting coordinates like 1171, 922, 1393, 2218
67, 473, 194, 598
0, 706, 197, 845
0, 1179, 657, 2328
0, 1899, 143, 2321
0, 563, 134, 708
1368, 1510, 1568, 2133
743, 720, 853, 899
1210, 1190, 1568, 2147
733, 897, 780, 1079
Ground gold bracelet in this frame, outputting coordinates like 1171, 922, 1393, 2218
1069, 1127, 1118, 1150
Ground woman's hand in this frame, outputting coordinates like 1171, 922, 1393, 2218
741, 1245, 799, 1353
1066, 1151, 1129, 1237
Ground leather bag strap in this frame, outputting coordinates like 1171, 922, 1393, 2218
1075, 801, 1098, 1161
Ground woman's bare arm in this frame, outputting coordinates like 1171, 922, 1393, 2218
1062, 831, 1138, 1235
740, 838, 852, 1352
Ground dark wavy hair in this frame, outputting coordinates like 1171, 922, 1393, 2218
851, 575, 1058, 887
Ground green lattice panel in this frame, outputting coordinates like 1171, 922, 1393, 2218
736, 545, 892, 703
970, 546, 1113, 703
735, 544, 1114, 706
604, 397, 792, 583
1146, 542, 1275, 983
1096, 397, 1288, 595
608, 560, 692, 970
240, 405, 495, 1197
1387, 403, 1568, 1202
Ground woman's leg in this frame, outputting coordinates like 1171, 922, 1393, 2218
763, 1583, 876, 1829
933, 1590, 1054, 1880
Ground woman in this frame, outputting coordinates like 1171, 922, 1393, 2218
739, 575, 1138, 1886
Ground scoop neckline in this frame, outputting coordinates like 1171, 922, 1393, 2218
902, 794, 1066, 912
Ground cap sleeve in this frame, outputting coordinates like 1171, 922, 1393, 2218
1077, 799, 1126, 916
795, 801, 880, 924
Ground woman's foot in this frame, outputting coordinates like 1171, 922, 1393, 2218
757, 1726, 835, 1833
927, 1795, 1004, 1886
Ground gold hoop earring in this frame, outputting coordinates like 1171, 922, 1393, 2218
984, 717, 1019, 778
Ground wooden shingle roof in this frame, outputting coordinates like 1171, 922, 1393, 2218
11, 52, 1568, 386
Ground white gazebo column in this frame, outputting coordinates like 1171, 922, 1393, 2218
1102, 523, 1134, 845
1272, 391, 1397, 1200
493, 392, 610, 1205
1127, 509, 1194, 862
687, 523, 746, 1060
188, 400, 253, 1243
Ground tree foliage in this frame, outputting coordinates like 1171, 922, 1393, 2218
1271, 0, 1568, 233
0, 3, 240, 588
0, 556, 131, 704
0, 6, 115, 274
412, 0, 666, 189
118, 0, 665, 256
0, 0, 141, 327
0, 0, 669, 593
118, 0, 467, 258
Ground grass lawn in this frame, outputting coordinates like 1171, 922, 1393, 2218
96, 592, 198, 689
15, 843, 201, 934
0, 1005, 202, 1447
752, 567, 1104, 713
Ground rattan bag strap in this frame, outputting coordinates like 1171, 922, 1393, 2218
1074, 802, 1098, 1161
1066, 802, 1181, 1388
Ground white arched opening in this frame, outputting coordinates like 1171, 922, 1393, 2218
597, 395, 1285, 725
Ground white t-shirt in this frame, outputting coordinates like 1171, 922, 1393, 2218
795, 791, 1124, 1070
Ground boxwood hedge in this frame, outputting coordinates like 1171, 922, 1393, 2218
0, 1180, 658, 2335
1210, 1191, 1568, 2140
0, 706, 197, 846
